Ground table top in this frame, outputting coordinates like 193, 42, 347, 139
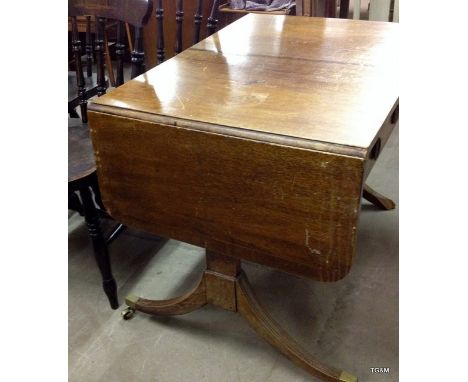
92, 14, 398, 156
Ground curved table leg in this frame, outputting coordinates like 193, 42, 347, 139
125, 276, 207, 316
363, 184, 396, 210
236, 273, 357, 382
122, 253, 358, 381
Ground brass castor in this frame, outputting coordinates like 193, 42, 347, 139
121, 307, 136, 320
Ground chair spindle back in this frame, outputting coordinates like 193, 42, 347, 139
70, 17, 88, 121
155, 0, 220, 65
69, 0, 154, 121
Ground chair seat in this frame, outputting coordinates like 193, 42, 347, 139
68, 118, 96, 183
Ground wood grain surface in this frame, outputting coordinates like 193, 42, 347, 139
88, 14, 398, 282
89, 111, 364, 282
236, 273, 352, 382
128, 277, 207, 316
91, 14, 399, 153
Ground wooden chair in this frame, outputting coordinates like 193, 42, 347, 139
68, 0, 222, 309
68, 16, 115, 122
68, 0, 153, 309
152, 0, 222, 65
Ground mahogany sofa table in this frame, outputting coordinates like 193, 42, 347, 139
88, 14, 398, 382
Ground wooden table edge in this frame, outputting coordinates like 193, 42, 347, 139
88, 102, 368, 159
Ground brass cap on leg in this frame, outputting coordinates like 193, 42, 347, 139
339, 371, 358, 382
125, 294, 140, 308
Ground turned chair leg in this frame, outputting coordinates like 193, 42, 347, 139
68, 191, 84, 216
68, 107, 80, 119
80, 184, 119, 309
79, 102, 88, 123
88, 172, 127, 245
90, 172, 106, 211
